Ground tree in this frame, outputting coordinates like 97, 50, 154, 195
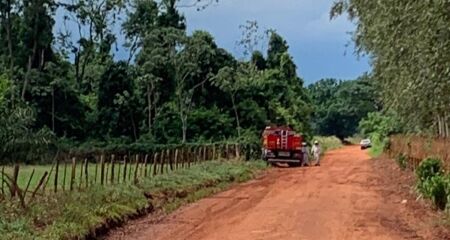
308, 76, 378, 139
267, 32, 289, 68
97, 61, 139, 140
213, 63, 261, 138
172, 31, 217, 143
332, 0, 450, 137
251, 51, 266, 70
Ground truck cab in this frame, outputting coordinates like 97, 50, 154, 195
262, 126, 304, 167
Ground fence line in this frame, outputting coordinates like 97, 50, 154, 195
0, 142, 260, 207
389, 135, 450, 170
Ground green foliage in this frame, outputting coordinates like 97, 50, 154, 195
416, 157, 443, 194
332, 1, 450, 137
420, 175, 450, 210
97, 61, 140, 140
0, 105, 54, 163
359, 112, 400, 139
267, 32, 289, 69
313, 136, 343, 154
0, 0, 313, 162
358, 112, 401, 156
309, 75, 377, 139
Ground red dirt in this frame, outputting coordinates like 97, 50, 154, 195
105, 146, 450, 240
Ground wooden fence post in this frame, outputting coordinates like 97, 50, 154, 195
153, 153, 159, 176
134, 155, 139, 184
62, 160, 67, 191
78, 159, 85, 190
203, 146, 207, 161
128, 155, 133, 181
110, 155, 115, 184
94, 156, 98, 185
169, 149, 174, 171
70, 157, 76, 191
123, 155, 128, 183
117, 156, 122, 184
54, 159, 60, 193
100, 155, 105, 186
160, 151, 165, 174
84, 158, 89, 188
43, 162, 55, 192
144, 154, 149, 177
1, 166, 4, 197
10, 165, 19, 198
193, 147, 198, 164
174, 149, 179, 170
181, 148, 185, 168
24, 169, 35, 200
105, 158, 109, 185
225, 144, 229, 160
30, 171, 48, 203
188, 147, 192, 167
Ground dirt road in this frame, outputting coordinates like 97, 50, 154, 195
106, 146, 449, 240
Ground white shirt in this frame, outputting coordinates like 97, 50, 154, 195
311, 145, 321, 155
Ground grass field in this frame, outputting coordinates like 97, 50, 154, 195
0, 160, 267, 240
2, 160, 175, 192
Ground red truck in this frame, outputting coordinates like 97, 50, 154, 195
262, 126, 304, 167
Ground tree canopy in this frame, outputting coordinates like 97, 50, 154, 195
332, 0, 450, 137
308, 75, 377, 139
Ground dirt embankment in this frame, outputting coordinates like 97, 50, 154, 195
105, 146, 450, 240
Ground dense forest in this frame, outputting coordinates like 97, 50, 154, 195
0, 0, 321, 162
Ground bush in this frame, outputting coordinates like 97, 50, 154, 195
416, 157, 443, 183
420, 175, 450, 210
395, 153, 408, 170
416, 157, 444, 204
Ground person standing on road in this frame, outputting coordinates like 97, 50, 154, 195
301, 142, 310, 166
311, 140, 321, 166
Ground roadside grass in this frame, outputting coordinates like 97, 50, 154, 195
314, 136, 343, 153
0, 160, 267, 240
369, 137, 387, 158
345, 136, 363, 145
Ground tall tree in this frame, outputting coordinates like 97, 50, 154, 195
267, 32, 289, 69
332, 0, 450, 137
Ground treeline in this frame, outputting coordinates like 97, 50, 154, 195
332, 1, 450, 138
0, 0, 311, 162
308, 75, 378, 140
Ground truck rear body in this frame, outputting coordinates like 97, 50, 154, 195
262, 126, 304, 165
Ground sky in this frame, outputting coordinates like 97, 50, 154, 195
180, 0, 371, 84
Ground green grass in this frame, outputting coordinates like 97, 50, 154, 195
0, 160, 267, 240
345, 136, 363, 145
313, 136, 343, 154
368, 138, 385, 158
2, 161, 161, 192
